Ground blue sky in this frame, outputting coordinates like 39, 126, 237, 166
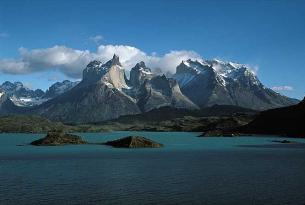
0, 0, 304, 99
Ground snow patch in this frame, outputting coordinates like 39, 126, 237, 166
10, 96, 49, 107
139, 67, 152, 75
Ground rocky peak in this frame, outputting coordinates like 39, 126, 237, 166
103, 54, 122, 68
44, 80, 79, 98
86, 60, 103, 69
14, 82, 24, 87
136, 61, 146, 68
1, 81, 22, 91
148, 75, 174, 96
130, 61, 153, 87
0, 81, 44, 97
112, 54, 121, 66
83, 60, 107, 83
83, 54, 124, 83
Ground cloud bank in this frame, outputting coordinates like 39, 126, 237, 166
0, 45, 202, 78
272, 85, 294, 91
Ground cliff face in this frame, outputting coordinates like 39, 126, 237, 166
136, 75, 198, 112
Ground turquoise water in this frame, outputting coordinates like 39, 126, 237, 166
1, 132, 305, 205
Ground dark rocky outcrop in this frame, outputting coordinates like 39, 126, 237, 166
104, 136, 163, 148
239, 97, 305, 137
271, 140, 293, 144
30, 131, 87, 146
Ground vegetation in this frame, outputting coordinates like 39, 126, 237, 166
0, 111, 255, 134
0, 115, 73, 133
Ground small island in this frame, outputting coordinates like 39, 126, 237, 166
271, 140, 300, 144
30, 131, 87, 146
103, 136, 163, 148
198, 129, 243, 137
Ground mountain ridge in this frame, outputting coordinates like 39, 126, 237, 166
173, 59, 298, 110
0, 54, 300, 123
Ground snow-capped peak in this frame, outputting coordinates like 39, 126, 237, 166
181, 60, 190, 67
178, 59, 211, 75
134, 61, 153, 75
83, 54, 125, 83
174, 59, 212, 87
174, 58, 262, 88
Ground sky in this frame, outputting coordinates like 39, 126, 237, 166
0, 0, 304, 99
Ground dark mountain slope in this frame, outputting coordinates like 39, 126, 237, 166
239, 97, 305, 137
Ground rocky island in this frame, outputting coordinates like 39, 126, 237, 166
104, 136, 163, 148
198, 129, 246, 137
30, 131, 87, 146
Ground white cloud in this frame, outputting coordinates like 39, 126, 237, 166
89, 35, 103, 44
0, 59, 30, 74
272, 85, 294, 91
97, 45, 148, 68
147, 50, 202, 74
0, 46, 95, 78
0, 44, 202, 78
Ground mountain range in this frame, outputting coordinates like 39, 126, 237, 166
0, 54, 299, 123
0, 80, 78, 107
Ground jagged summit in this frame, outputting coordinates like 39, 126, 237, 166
135, 61, 146, 68
82, 60, 105, 82
82, 54, 129, 91
174, 58, 298, 110
103, 54, 122, 67
83, 54, 124, 84
177, 59, 211, 76
43, 80, 79, 99
130, 61, 154, 87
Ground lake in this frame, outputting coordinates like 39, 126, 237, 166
1, 132, 305, 205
